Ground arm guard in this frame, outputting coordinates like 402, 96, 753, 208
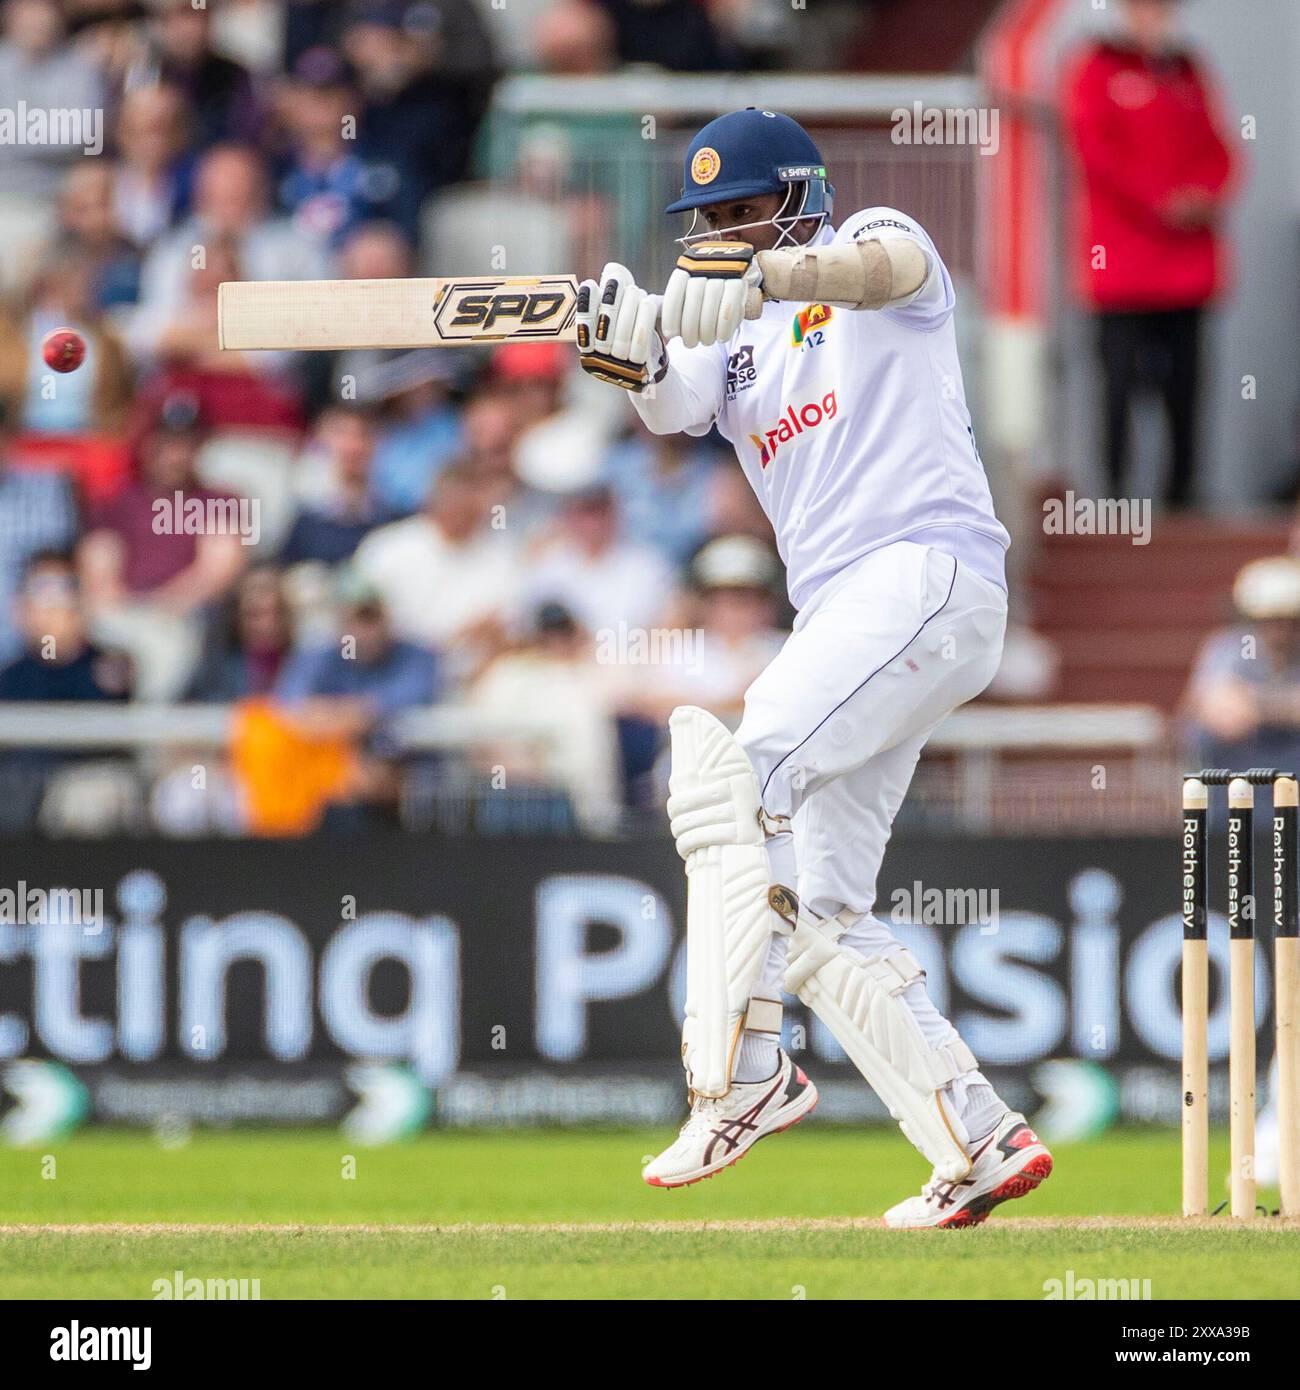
756, 238, 930, 310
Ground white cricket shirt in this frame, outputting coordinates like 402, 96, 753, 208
633, 206, 1010, 610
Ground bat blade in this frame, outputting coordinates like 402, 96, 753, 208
217, 275, 579, 350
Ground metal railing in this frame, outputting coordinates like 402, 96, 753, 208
0, 699, 1171, 836
490, 72, 983, 118
0, 704, 555, 750
0, 699, 1163, 753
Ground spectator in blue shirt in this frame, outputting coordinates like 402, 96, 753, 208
275, 569, 439, 753
1183, 556, 1300, 781
366, 352, 463, 517
0, 551, 131, 703
275, 47, 393, 250
0, 551, 131, 831
274, 569, 439, 829
342, 0, 497, 242
282, 405, 392, 567
604, 420, 726, 567
0, 402, 78, 666
56, 165, 142, 313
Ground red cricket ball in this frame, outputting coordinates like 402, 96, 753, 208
42, 327, 87, 374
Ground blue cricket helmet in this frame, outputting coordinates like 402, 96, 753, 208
665, 108, 834, 220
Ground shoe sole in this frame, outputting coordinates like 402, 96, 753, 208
644, 1086, 819, 1189
932, 1152, 1055, 1229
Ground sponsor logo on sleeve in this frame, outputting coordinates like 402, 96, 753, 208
749, 390, 838, 468
852, 218, 915, 239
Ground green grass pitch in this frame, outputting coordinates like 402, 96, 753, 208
1, 1128, 1297, 1299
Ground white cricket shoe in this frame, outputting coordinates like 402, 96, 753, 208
883, 1111, 1053, 1229
642, 1050, 818, 1188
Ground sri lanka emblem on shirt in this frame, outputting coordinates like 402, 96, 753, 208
791, 303, 833, 347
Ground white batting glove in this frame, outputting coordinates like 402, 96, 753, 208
575, 263, 667, 392
661, 241, 764, 349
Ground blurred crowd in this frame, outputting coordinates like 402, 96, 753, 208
1, 0, 900, 836
0, 0, 1285, 839
1183, 555, 1300, 785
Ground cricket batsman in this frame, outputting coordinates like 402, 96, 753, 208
573, 108, 1053, 1228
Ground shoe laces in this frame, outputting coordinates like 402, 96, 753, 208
921, 1170, 958, 1206
679, 1092, 726, 1137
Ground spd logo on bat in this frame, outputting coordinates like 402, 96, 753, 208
433, 277, 578, 343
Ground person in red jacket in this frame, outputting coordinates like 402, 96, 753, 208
1064, 0, 1237, 507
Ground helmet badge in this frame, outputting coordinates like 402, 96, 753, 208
690, 147, 721, 187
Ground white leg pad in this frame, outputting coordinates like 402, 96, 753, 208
667, 705, 777, 1097
783, 907, 976, 1180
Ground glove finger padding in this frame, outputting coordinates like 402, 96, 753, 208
594, 262, 633, 348
698, 277, 727, 346
576, 265, 666, 393
662, 240, 756, 348
609, 280, 642, 361
727, 266, 765, 338
713, 278, 745, 343
679, 275, 707, 349
629, 294, 661, 367
661, 267, 688, 342
574, 278, 599, 353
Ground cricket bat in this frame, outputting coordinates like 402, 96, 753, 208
217, 275, 580, 350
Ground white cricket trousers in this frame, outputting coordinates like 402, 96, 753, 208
736, 539, 1007, 920
734, 541, 1008, 1126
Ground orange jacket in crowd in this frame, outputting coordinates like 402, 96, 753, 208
1064, 38, 1238, 312
230, 700, 356, 837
